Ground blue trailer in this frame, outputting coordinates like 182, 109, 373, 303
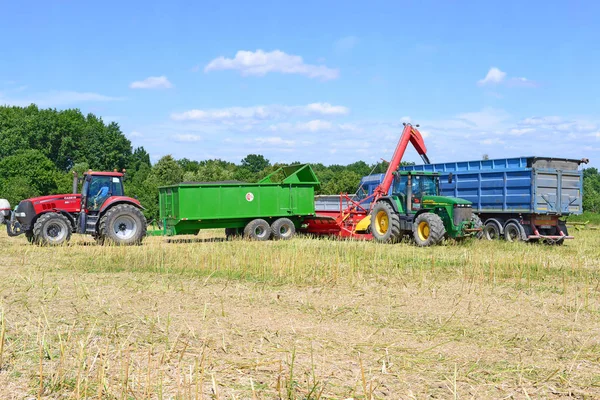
397, 157, 587, 243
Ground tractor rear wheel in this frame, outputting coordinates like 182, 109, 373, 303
33, 213, 72, 246
370, 201, 401, 243
99, 204, 146, 245
271, 218, 296, 240
244, 219, 271, 241
413, 213, 446, 247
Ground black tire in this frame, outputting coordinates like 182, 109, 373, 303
413, 213, 446, 247
243, 219, 271, 241
370, 201, 401, 243
33, 213, 72, 246
271, 218, 296, 240
504, 221, 526, 242
483, 220, 502, 241
225, 228, 242, 240
471, 215, 484, 239
98, 204, 146, 245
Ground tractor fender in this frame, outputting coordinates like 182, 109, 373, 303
52, 209, 78, 231
99, 196, 145, 214
376, 196, 401, 213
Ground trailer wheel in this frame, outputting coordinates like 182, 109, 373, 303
33, 213, 72, 246
99, 204, 146, 245
483, 220, 502, 240
225, 228, 242, 240
244, 219, 271, 241
413, 213, 446, 247
504, 221, 526, 242
271, 218, 296, 240
370, 201, 401, 243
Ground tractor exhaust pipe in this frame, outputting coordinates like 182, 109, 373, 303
72, 171, 78, 194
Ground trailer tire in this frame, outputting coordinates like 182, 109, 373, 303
413, 213, 446, 247
99, 204, 146, 245
33, 213, 72, 246
504, 221, 526, 242
370, 201, 401, 243
271, 218, 296, 240
244, 219, 271, 241
225, 228, 242, 240
483, 220, 502, 240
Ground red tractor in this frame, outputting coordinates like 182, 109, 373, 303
1, 170, 146, 245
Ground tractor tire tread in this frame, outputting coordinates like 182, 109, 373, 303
32, 212, 72, 246
98, 204, 146, 246
370, 201, 401, 243
413, 213, 446, 247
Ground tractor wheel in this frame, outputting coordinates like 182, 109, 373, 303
244, 219, 271, 241
271, 218, 296, 240
99, 204, 146, 245
370, 201, 401, 243
471, 215, 484, 239
413, 213, 446, 247
33, 213, 72, 246
483, 220, 502, 240
504, 221, 526, 242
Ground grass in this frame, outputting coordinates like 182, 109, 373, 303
0, 228, 599, 398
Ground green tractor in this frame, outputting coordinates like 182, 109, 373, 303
358, 171, 481, 245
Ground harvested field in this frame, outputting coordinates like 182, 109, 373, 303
0, 229, 599, 399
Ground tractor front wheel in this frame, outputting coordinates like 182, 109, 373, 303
99, 204, 146, 245
413, 213, 446, 247
370, 201, 401, 243
33, 213, 72, 246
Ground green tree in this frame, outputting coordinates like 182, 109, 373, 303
241, 154, 270, 173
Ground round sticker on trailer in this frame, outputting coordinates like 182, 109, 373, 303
245, 192, 254, 202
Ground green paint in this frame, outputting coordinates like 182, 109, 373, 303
158, 164, 319, 236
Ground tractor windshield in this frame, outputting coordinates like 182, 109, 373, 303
87, 175, 124, 211
414, 175, 437, 196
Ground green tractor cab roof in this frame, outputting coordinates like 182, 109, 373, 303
395, 170, 439, 176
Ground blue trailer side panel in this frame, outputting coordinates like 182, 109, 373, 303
400, 157, 583, 216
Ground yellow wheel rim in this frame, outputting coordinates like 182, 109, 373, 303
418, 221, 430, 241
375, 211, 389, 235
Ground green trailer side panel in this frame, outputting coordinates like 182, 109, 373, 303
159, 164, 319, 236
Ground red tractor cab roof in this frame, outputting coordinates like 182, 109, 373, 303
84, 171, 125, 177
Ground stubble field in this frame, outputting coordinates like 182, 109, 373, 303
0, 228, 598, 399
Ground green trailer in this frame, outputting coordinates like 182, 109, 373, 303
156, 164, 320, 240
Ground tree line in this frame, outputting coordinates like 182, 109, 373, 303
1, 105, 599, 220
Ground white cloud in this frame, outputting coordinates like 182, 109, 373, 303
478, 67, 507, 86
173, 134, 202, 142
129, 76, 173, 89
170, 103, 349, 122
254, 137, 296, 146
128, 131, 144, 138
509, 128, 534, 136
204, 50, 339, 80
478, 67, 538, 88
334, 36, 358, 52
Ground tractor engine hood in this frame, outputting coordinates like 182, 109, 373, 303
421, 195, 472, 206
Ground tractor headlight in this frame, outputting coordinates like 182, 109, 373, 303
15, 212, 26, 217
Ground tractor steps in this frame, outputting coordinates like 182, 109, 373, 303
85, 215, 99, 234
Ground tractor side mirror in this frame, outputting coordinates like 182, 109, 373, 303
448, 173, 453, 184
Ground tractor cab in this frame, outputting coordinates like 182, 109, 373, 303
392, 171, 440, 213
81, 172, 125, 212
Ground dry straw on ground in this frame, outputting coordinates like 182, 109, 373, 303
0, 229, 598, 399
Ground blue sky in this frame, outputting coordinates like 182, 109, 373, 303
1, 0, 599, 167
